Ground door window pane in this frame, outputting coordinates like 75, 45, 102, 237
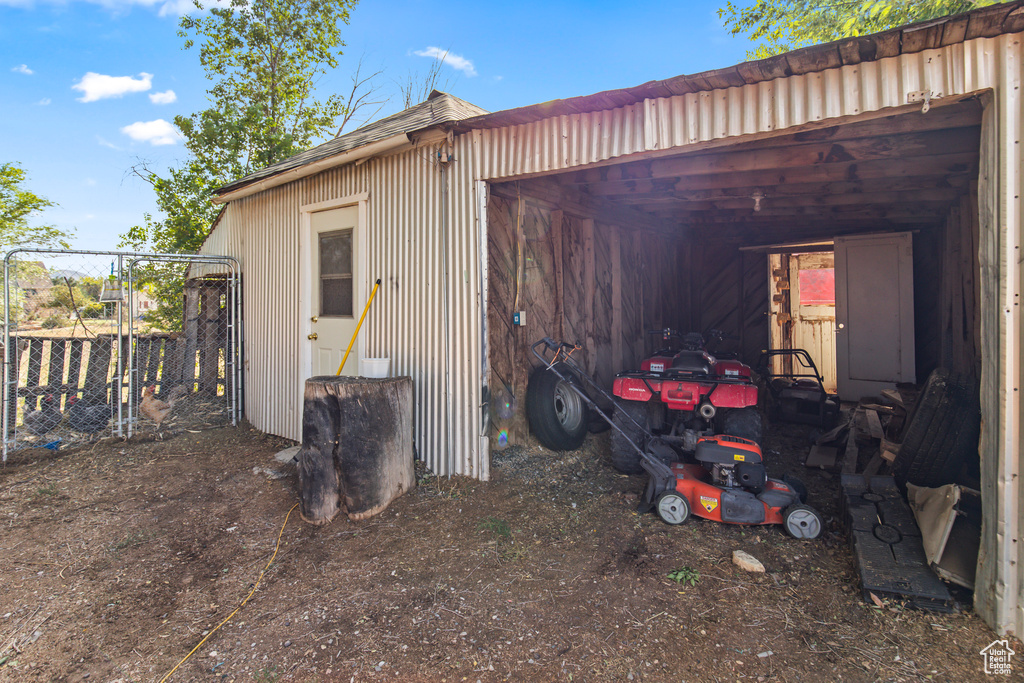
319, 229, 353, 316
321, 278, 353, 316
798, 268, 835, 306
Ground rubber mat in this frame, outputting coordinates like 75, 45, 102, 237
840, 474, 953, 612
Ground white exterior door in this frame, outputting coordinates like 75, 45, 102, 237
835, 232, 915, 400
308, 206, 362, 377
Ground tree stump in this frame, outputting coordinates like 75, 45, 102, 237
297, 375, 414, 524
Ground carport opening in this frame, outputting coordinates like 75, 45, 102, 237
486, 95, 983, 448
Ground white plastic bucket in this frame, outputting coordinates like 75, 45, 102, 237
359, 357, 390, 378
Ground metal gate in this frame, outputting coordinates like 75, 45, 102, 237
2, 249, 241, 460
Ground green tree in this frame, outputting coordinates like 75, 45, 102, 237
0, 162, 73, 251
719, 0, 995, 59
123, 0, 362, 255
122, 0, 368, 329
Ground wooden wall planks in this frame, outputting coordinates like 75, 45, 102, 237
486, 191, 687, 447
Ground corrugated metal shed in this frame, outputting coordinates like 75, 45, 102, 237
200, 2, 1024, 636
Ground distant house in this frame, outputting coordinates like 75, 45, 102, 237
15, 261, 54, 318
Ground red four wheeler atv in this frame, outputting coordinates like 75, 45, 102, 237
610, 329, 762, 474
526, 338, 823, 539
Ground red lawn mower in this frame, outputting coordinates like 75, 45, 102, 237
526, 338, 823, 539
609, 329, 762, 474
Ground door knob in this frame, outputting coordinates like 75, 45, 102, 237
307, 333, 318, 340
311, 316, 318, 323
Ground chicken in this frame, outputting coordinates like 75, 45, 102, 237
23, 394, 62, 436
140, 385, 187, 431
67, 397, 111, 436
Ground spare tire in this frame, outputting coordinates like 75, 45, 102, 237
525, 363, 588, 451
893, 368, 980, 488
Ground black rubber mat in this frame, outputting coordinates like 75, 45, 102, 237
840, 474, 953, 612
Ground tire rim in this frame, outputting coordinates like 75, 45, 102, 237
553, 380, 585, 432
785, 508, 821, 539
658, 494, 688, 524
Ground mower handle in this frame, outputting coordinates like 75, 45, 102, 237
530, 337, 582, 366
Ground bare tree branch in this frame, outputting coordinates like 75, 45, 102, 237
397, 47, 455, 110
336, 55, 388, 136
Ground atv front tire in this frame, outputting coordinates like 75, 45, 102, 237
610, 400, 648, 474
721, 407, 763, 443
526, 363, 588, 451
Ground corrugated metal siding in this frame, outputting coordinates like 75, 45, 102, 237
199, 147, 486, 479
201, 31, 1022, 634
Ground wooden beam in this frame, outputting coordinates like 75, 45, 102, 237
612, 189, 962, 212
581, 174, 973, 202
564, 153, 977, 193
490, 180, 681, 236
561, 129, 979, 184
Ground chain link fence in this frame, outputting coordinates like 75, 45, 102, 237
3, 249, 240, 460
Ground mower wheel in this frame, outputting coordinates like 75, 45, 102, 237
656, 491, 690, 525
782, 504, 823, 540
720, 408, 763, 443
526, 363, 588, 451
610, 400, 648, 474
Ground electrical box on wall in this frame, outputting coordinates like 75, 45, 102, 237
513, 311, 526, 326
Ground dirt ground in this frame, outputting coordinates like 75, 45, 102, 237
0, 418, 1016, 682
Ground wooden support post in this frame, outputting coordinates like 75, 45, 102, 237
181, 285, 200, 392
610, 226, 623, 375
551, 209, 565, 342
582, 218, 596, 377
82, 336, 113, 404
146, 336, 163, 389
47, 339, 66, 395
297, 375, 414, 524
24, 339, 41, 411
67, 339, 83, 401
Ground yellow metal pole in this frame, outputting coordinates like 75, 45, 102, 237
337, 278, 382, 375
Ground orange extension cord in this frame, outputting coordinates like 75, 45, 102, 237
159, 502, 299, 682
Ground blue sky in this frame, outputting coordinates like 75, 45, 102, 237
1, 0, 752, 253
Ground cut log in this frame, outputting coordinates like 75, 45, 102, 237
297, 375, 414, 525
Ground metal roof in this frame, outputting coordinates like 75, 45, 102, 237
453, 1, 1024, 131
215, 91, 488, 195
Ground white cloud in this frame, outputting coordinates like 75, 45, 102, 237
413, 47, 477, 77
120, 119, 180, 146
36, 98, 51, 106
12, 64, 34, 75
149, 89, 177, 104
73, 72, 153, 102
